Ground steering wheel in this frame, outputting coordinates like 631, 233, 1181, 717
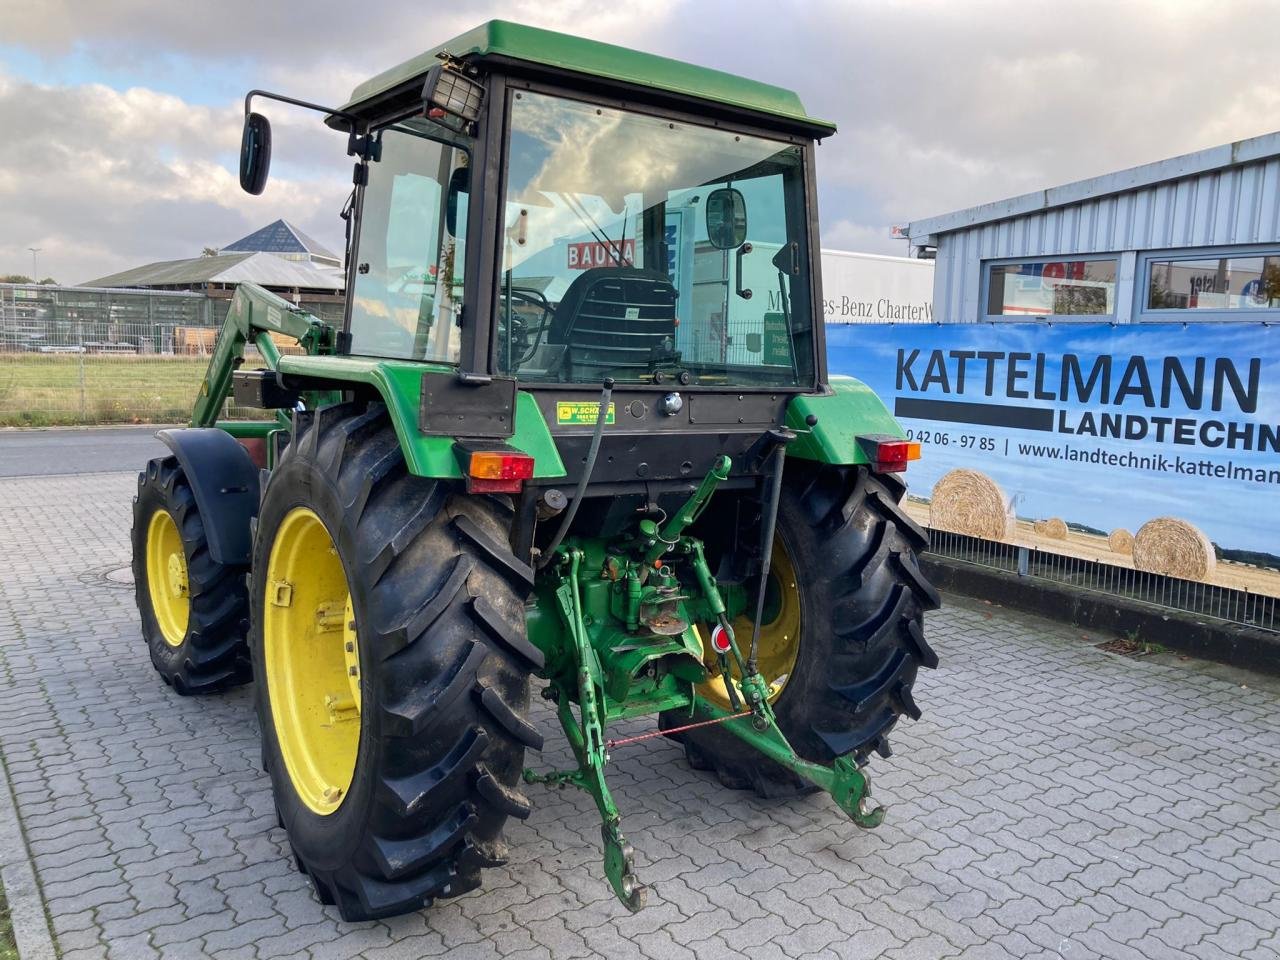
502, 287, 556, 365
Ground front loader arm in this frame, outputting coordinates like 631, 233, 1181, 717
190, 282, 334, 427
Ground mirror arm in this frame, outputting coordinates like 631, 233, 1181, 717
243, 89, 363, 132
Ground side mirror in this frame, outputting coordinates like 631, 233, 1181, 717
445, 166, 470, 237
705, 187, 747, 250
239, 112, 272, 195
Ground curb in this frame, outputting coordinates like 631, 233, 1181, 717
0, 423, 182, 434
922, 555, 1280, 677
0, 757, 56, 960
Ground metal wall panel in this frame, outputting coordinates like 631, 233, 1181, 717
931, 156, 1280, 322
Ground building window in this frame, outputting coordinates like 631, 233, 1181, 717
1145, 252, 1280, 312
985, 257, 1118, 319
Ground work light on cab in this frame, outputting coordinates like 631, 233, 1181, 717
857, 434, 922, 473
422, 59, 484, 127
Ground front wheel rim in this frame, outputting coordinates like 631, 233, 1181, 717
146, 508, 189, 648
263, 507, 361, 816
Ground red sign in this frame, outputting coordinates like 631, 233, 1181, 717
568, 239, 635, 270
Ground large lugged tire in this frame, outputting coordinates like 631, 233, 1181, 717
251, 401, 542, 922
663, 464, 940, 796
131, 456, 251, 694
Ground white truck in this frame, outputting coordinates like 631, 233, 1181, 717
818, 249, 934, 325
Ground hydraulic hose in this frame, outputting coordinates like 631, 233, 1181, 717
748, 441, 788, 676
536, 378, 614, 569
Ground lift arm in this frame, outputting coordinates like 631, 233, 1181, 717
190, 282, 336, 427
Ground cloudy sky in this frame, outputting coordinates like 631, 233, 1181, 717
3, 0, 1279, 284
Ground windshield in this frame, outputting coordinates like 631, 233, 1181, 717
347, 117, 469, 362
497, 90, 815, 387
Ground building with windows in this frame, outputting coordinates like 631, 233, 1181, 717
905, 130, 1280, 323
820, 130, 1280, 642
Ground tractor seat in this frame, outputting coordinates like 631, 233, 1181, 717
549, 267, 678, 380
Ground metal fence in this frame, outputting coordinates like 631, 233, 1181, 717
928, 528, 1278, 633
0, 283, 342, 425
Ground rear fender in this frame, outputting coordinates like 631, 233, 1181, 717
157, 428, 259, 566
785, 376, 905, 466
273, 354, 567, 479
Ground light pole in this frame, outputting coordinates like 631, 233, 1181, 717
28, 247, 41, 282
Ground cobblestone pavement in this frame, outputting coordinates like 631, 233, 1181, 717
1, 470, 1278, 960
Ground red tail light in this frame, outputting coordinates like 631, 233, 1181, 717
457, 447, 535, 494
856, 434, 922, 474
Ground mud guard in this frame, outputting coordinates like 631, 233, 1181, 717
156, 428, 259, 566
785, 375, 906, 466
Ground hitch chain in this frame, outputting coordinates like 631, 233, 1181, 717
605, 710, 751, 750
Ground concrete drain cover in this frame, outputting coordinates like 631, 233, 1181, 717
78, 563, 134, 589
104, 565, 134, 586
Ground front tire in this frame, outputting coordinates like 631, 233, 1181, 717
131, 456, 251, 694
252, 402, 542, 921
664, 465, 940, 796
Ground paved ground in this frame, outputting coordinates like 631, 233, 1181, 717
0, 426, 170, 477
1, 467, 1278, 960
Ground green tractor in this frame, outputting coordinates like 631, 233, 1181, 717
130, 21, 939, 921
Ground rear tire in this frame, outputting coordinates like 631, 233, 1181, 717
252, 402, 542, 921
131, 456, 251, 694
663, 465, 940, 796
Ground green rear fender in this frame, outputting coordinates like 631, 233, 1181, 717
275, 355, 566, 479
785, 375, 904, 466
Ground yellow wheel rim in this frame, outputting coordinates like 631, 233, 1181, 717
145, 508, 189, 648
700, 538, 802, 710
263, 507, 361, 816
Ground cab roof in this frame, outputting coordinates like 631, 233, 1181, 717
342, 20, 836, 137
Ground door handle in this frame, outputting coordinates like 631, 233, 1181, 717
735, 242, 753, 300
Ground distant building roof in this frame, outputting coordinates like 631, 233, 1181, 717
85, 251, 344, 291
907, 129, 1280, 244
220, 219, 340, 264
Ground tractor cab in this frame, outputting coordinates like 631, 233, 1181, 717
321, 22, 834, 389
240, 21, 839, 488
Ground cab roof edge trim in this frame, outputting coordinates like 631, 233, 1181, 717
340, 20, 837, 136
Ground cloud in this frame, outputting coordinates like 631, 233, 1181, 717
822, 218, 906, 256
2, 0, 1279, 282
0, 68, 353, 282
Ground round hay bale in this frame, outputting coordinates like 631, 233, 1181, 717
1033, 517, 1068, 540
1133, 518, 1216, 580
929, 469, 1015, 541
1108, 528, 1134, 555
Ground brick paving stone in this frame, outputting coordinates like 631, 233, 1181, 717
1, 469, 1278, 959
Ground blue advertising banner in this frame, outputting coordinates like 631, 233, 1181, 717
828, 322, 1280, 595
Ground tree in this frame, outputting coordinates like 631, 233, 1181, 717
0, 274, 33, 284
38, 277, 58, 285
201, 247, 219, 257
1262, 261, 1280, 306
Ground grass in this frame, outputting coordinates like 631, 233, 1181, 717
0, 880, 16, 960
1099, 629, 1166, 658
0, 353, 248, 426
